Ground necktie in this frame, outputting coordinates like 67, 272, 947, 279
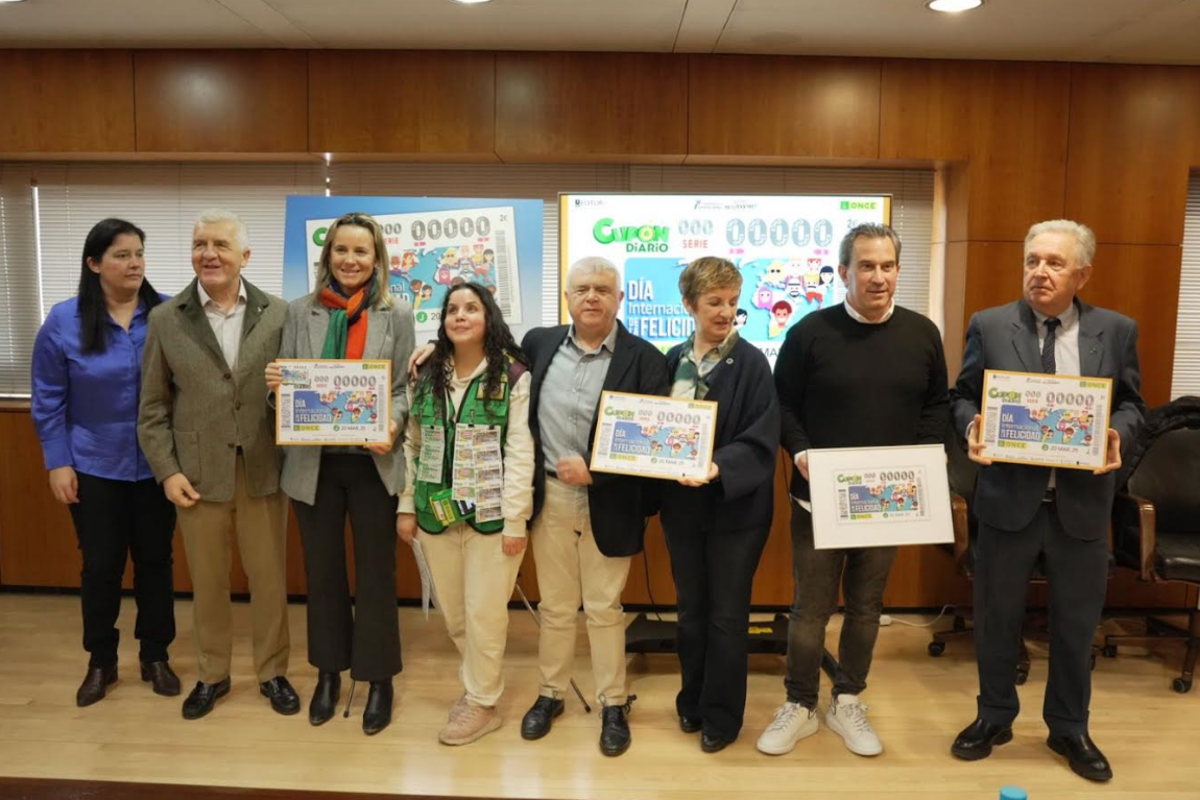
1041, 317, 1060, 374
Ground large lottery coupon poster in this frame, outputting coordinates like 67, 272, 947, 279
284, 197, 544, 341
559, 194, 890, 366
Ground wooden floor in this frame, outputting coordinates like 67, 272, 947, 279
0, 594, 1197, 800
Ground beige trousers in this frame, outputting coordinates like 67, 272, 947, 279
418, 523, 523, 707
177, 456, 290, 684
531, 476, 632, 705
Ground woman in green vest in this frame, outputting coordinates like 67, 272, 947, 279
398, 281, 534, 746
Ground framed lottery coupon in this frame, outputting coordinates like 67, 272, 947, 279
589, 391, 717, 481
808, 445, 953, 550
980, 370, 1112, 470
275, 360, 392, 446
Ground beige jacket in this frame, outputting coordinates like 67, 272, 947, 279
399, 357, 534, 538
138, 278, 287, 503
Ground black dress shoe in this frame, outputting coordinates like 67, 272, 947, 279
700, 731, 736, 753
140, 661, 181, 697
599, 696, 635, 757
362, 680, 393, 736
521, 695, 565, 741
260, 676, 301, 716
679, 715, 702, 734
76, 662, 118, 707
181, 678, 231, 720
309, 671, 341, 726
1047, 733, 1113, 782
950, 718, 1014, 761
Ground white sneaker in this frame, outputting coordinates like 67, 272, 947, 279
756, 701, 819, 755
825, 694, 882, 756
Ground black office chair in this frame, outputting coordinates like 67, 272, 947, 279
1106, 399, 1200, 694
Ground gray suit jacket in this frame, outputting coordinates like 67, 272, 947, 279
950, 298, 1145, 538
138, 278, 287, 503
277, 295, 415, 506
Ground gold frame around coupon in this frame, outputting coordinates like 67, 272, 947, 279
274, 358, 393, 447
587, 390, 719, 481
979, 368, 1113, 471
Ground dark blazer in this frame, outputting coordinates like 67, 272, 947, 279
660, 337, 781, 533
950, 298, 1145, 538
523, 320, 670, 557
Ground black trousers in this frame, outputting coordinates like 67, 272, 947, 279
68, 473, 177, 667
292, 455, 401, 682
663, 521, 770, 741
974, 500, 1108, 736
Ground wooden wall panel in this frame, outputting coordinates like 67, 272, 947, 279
310, 51, 496, 159
961, 241, 1025, 327
962, 62, 1070, 243
689, 56, 880, 160
883, 61, 1069, 242
0, 50, 135, 154
880, 59, 971, 161
495, 53, 687, 163
134, 51, 308, 154
1065, 64, 1200, 246
1077, 244, 1183, 407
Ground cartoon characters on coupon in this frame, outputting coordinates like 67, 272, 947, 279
633, 423, 702, 461
386, 242, 501, 314
747, 254, 836, 339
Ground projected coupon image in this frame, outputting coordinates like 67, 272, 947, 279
306, 206, 522, 333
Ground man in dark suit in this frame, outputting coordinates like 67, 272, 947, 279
949, 219, 1145, 782
518, 257, 670, 757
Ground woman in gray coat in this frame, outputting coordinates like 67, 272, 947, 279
266, 212, 415, 735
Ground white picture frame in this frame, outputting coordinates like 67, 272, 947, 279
808, 444, 953, 550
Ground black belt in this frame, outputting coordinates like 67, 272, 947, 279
1043, 488, 1057, 504
545, 469, 558, 479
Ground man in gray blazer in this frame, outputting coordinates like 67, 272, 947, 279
138, 209, 297, 720
948, 219, 1144, 782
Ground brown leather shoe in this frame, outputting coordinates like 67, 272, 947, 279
140, 661, 181, 697
76, 662, 118, 707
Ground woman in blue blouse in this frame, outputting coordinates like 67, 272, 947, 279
32, 218, 179, 707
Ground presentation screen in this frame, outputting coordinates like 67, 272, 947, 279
559, 193, 891, 365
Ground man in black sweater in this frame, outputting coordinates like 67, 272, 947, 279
758, 223, 949, 759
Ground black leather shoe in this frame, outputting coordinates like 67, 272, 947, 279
181, 677, 231, 720
309, 671, 341, 726
260, 676, 301, 716
1047, 733, 1113, 782
950, 718, 1014, 760
700, 732, 736, 753
140, 661, 180, 697
362, 680, 393, 736
76, 662, 118, 707
599, 696, 635, 757
679, 715, 702, 734
521, 696, 565, 741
